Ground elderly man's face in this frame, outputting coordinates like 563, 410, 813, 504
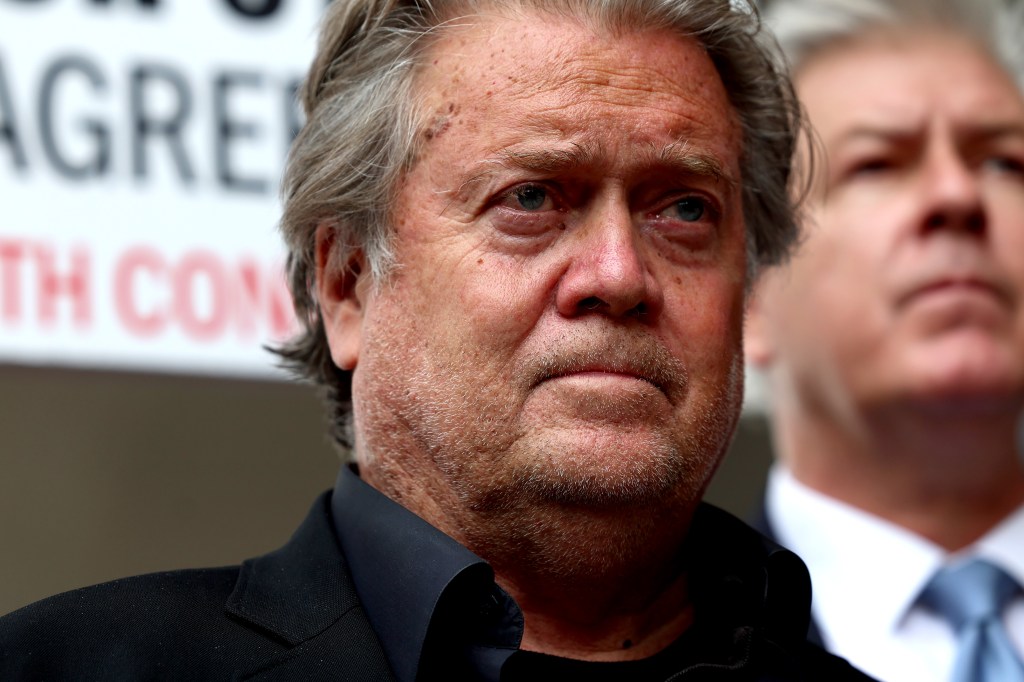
750, 31, 1024, 416
327, 12, 747, 515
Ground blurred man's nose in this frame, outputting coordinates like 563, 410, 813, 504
918, 138, 987, 236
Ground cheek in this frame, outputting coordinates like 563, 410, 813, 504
793, 201, 889, 305
989, 190, 1024, 262
418, 257, 551, 361
664, 270, 745, 368
465, 253, 553, 322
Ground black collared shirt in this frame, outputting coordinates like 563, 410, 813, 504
331, 466, 873, 682
331, 466, 522, 681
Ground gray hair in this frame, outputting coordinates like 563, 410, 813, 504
276, 0, 804, 453
763, 0, 1024, 90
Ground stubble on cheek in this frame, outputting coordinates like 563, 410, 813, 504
353, 292, 744, 525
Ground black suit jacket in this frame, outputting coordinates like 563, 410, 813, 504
0, 493, 398, 681
751, 501, 826, 648
3, 490, 876, 681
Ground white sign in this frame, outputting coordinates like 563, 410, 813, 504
0, 0, 327, 377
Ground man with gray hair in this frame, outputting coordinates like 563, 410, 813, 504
747, 0, 1024, 680
1, 1, 871, 679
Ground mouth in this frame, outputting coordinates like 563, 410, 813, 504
535, 363, 670, 395
898, 276, 1009, 309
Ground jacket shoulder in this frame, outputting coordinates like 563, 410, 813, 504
0, 567, 285, 680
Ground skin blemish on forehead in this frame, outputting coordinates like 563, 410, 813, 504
424, 116, 451, 141
423, 102, 461, 141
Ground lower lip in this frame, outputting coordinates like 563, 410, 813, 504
909, 283, 998, 303
903, 283, 1005, 316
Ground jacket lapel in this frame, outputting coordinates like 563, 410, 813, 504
225, 492, 397, 681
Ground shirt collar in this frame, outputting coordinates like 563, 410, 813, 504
968, 502, 1024, 589
767, 465, 945, 643
331, 465, 515, 682
332, 465, 812, 679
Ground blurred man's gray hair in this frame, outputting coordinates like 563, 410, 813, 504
763, 0, 1024, 89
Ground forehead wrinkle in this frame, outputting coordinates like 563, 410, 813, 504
836, 120, 1024, 149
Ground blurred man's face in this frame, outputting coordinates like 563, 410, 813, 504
750, 31, 1024, 418
326, 11, 748, 519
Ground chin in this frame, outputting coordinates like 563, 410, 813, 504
464, 430, 713, 513
905, 371, 1024, 414
900, 340, 1023, 407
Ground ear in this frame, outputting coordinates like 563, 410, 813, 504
315, 222, 369, 371
744, 274, 776, 370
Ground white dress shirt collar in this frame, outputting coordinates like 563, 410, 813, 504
767, 466, 944, 642
767, 465, 1024, 682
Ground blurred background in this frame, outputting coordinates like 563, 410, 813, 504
0, 0, 774, 616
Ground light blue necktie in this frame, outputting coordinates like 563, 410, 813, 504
920, 558, 1024, 682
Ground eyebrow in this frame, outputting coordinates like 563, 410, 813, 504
973, 123, 1024, 143
836, 122, 1024, 146
461, 140, 732, 190
833, 125, 918, 146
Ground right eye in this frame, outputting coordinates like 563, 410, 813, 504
848, 158, 894, 176
498, 184, 554, 212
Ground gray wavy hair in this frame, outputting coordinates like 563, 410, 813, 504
763, 0, 1024, 88
276, 0, 805, 453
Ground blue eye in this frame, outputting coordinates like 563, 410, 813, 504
511, 185, 548, 211
669, 197, 705, 222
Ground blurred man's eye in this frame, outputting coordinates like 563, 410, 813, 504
983, 155, 1024, 176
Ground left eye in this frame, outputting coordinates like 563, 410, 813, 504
662, 197, 707, 222
501, 184, 552, 211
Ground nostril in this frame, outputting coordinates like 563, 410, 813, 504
966, 213, 985, 234
923, 209, 986, 235
629, 302, 648, 318
926, 214, 945, 231
579, 297, 603, 311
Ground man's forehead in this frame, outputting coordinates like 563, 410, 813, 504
412, 10, 742, 178
416, 8, 735, 119
799, 30, 1024, 138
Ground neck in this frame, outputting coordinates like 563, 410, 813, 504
356, 419, 709, 662
363, 453, 700, 661
478, 502, 697, 661
774, 397, 1024, 551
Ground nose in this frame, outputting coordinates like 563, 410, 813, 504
918, 142, 986, 236
554, 201, 663, 319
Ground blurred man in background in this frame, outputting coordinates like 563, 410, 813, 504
747, 0, 1024, 680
